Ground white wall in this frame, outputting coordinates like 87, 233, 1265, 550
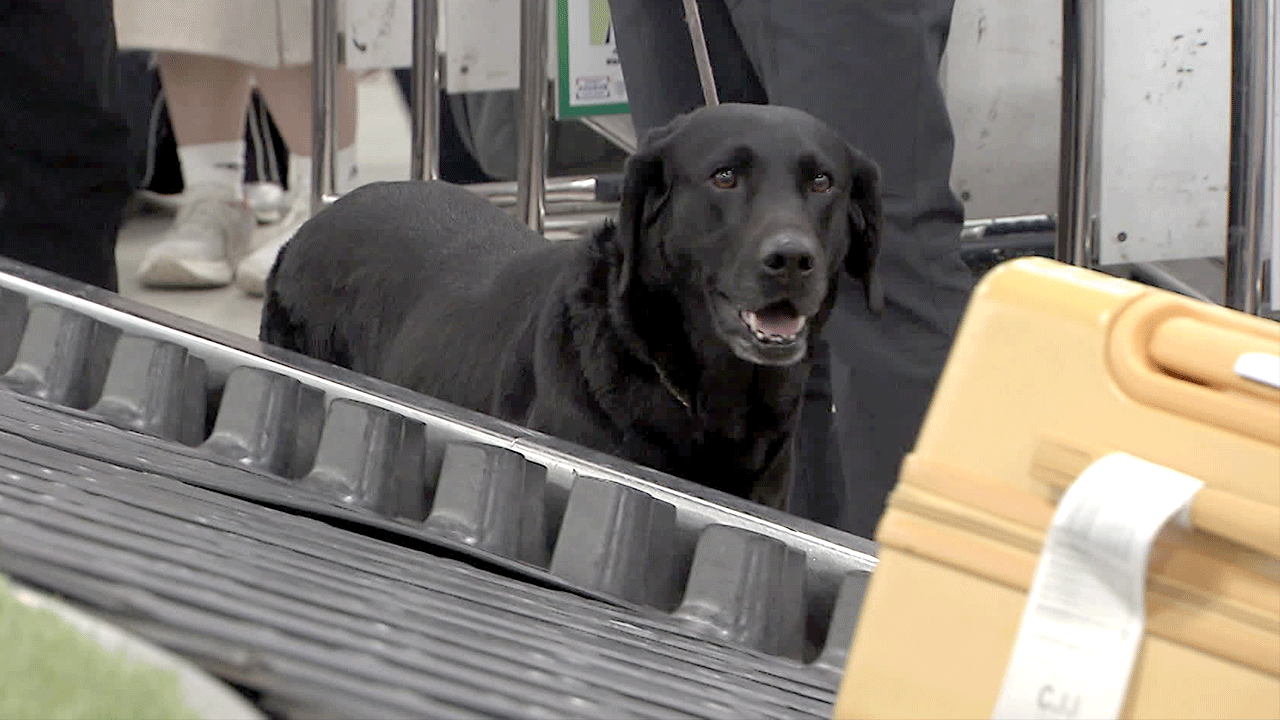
943, 0, 1234, 265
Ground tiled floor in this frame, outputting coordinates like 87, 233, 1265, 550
115, 71, 415, 340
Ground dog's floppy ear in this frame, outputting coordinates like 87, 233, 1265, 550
844, 146, 885, 314
610, 115, 688, 301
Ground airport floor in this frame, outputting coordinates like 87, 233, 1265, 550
115, 70, 416, 340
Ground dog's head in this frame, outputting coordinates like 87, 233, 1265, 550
609, 103, 883, 367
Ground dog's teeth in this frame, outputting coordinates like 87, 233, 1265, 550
742, 309, 805, 344
752, 328, 797, 344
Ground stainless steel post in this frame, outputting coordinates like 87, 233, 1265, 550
682, 0, 719, 106
468, 176, 596, 200
410, 0, 440, 181
310, 0, 339, 215
515, 0, 550, 232
1056, 0, 1103, 268
1224, 0, 1275, 314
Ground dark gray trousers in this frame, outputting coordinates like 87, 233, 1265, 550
606, 0, 976, 538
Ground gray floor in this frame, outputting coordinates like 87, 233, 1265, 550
116, 71, 414, 339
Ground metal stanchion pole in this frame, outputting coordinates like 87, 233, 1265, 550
310, 0, 339, 216
682, 0, 719, 106
410, 0, 440, 181
515, 0, 550, 233
1056, 0, 1102, 267
468, 176, 596, 200
1224, 0, 1275, 314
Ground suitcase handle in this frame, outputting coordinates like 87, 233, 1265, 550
1109, 294, 1280, 445
1149, 317, 1280, 403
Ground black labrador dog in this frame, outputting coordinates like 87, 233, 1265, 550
261, 103, 882, 509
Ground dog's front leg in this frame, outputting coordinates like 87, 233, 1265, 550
491, 354, 538, 424
750, 433, 795, 512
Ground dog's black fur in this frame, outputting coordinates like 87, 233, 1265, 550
261, 103, 882, 509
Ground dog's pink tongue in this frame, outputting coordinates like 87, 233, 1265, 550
750, 311, 806, 336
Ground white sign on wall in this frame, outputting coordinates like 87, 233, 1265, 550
442, 0, 522, 93
554, 0, 628, 118
944, 0, 1235, 267
345, 0, 413, 70
344, 0, 526, 94
943, 1, 1062, 220
1096, 0, 1233, 265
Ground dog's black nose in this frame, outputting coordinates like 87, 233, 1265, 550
759, 234, 817, 279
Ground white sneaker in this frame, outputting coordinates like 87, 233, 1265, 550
234, 197, 310, 297
244, 182, 292, 225
137, 184, 255, 289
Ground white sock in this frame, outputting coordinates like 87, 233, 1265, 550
287, 144, 358, 197
177, 141, 246, 198
287, 154, 312, 197
337, 144, 358, 193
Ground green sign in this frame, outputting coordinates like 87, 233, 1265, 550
555, 0, 630, 118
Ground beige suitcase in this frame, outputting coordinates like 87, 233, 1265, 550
834, 257, 1280, 720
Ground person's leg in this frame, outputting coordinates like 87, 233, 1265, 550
0, 0, 132, 291
392, 70, 497, 185
159, 52, 255, 151
251, 63, 359, 195
727, 0, 976, 537
606, 0, 767, 137
243, 89, 294, 224
231, 63, 359, 296
138, 51, 257, 288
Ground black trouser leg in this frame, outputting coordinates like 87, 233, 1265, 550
0, 0, 132, 292
391, 70, 495, 185
607, 0, 767, 133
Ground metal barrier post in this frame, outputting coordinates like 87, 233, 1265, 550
1224, 0, 1275, 314
515, 0, 550, 233
310, 0, 340, 216
1056, 0, 1102, 267
410, 0, 440, 181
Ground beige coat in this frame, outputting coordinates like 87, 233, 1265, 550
114, 0, 344, 68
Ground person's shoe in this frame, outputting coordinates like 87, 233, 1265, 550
244, 181, 292, 225
233, 197, 308, 297
136, 184, 254, 289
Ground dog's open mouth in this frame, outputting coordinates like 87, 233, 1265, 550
739, 302, 807, 345
710, 291, 812, 366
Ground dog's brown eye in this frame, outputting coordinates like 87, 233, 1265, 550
711, 168, 737, 189
811, 173, 833, 193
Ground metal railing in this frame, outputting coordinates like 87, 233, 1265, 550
309, 0, 1274, 312
308, 0, 578, 233
309, 0, 341, 215
1056, 0, 1103, 268
408, 0, 441, 183
514, 0, 551, 233
1059, 0, 1275, 314
1224, 0, 1277, 314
